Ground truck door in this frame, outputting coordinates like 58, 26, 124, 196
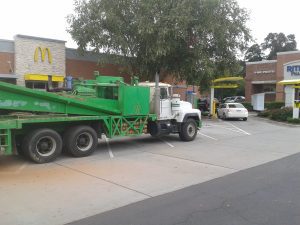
160, 87, 172, 119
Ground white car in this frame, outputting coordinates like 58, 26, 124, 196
217, 103, 248, 121
225, 96, 245, 103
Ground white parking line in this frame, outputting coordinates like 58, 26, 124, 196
223, 127, 247, 134
197, 132, 218, 140
205, 122, 251, 136
159, 138, 174, 148
226, 122, 251, 135
105, 136, 114, 158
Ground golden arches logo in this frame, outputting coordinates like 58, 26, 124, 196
34, 47, 52, 64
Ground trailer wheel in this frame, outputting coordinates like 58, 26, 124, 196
22, 129, 62, 163
179, 119, 197, 142
64, 126, 98, 157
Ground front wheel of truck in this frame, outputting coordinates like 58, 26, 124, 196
64, 126, 98, 157
22, 129, 63, 163
179, 119, 197, 142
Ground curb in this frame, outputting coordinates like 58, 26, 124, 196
254, 116, 300, 127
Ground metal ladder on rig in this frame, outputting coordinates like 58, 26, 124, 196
0, 129, 12, 155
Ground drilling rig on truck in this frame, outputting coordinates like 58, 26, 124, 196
0, 71, 201, 163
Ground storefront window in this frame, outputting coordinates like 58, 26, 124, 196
25, 81, 59, 90
263, 84, 275, 93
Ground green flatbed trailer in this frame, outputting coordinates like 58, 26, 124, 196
0, 72, 201, 163
0, 113, 155, 157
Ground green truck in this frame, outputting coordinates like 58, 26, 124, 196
0, 72, 201, 163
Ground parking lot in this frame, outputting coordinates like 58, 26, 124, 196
1, 114, 300, 225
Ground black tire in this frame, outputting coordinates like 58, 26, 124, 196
64, 126, 98, 157
22, 129, 62, 163
243, 117, 248, 121
222, 113, 227, 120
148, 121, 161, 137
179, 119, 197, 142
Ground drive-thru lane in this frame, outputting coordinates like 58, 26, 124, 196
1, 116, 299, 225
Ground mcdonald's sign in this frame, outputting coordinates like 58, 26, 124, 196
34, 47, 52, 64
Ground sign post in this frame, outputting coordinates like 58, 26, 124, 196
293, 100, 300, 119
209, 77, 243, 118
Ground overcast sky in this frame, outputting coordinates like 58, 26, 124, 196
0, 0, 300, 50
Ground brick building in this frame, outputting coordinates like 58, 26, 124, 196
245, 51, 300, 106
0, 34, 196, 101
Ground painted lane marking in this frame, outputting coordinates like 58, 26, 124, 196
205, 123, 251, 135
105, 136, 114, 158
226, 122, 251, 135
159, 138, 174, 148
222, 127, 247, 134
197, 132, 218, 141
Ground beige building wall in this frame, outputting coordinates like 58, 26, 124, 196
14, 35, 66, 86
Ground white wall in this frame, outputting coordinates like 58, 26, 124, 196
14, 36, 65, 86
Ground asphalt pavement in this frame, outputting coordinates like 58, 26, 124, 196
68, 151, 300, 225
1, 115, 300, 225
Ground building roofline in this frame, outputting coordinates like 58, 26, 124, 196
66, 48, 100, 62
15, 34, 66, 43
277, 50, 300, 56
0, 38, 14, 43
0, 39, 15, 53
246, 60, 277, 65
283, 60, 300, 66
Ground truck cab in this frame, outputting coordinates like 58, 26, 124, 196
139, 82, 201, 141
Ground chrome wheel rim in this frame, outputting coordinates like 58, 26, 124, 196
187, 124, 196, 137
36, 136, 56, 156
76, 132, 93, 151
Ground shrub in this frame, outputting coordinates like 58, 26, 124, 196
270, 107, 293, 121
265, 102, 285, 110
287, 117, 300, 124
242, 102, 253, 111
258, 110, 272, 117
201, 111, 209, 116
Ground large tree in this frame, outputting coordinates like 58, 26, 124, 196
245, 43, 264, 62
67, 0, 250, 87
262, 32, 297, 60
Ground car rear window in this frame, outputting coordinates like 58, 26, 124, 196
228, 103, 245, 108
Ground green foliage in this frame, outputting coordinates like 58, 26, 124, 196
265, 101, 285, 110
244, 33, 297, 62
258, 105, 291, 121
257, 110, 271, 117
262, 33, 297, 60
67, 0, 251, 86
242, 102, 252, 111
287, 117, 300, 124
270, 107, 293, 121
245, 44, 264, 62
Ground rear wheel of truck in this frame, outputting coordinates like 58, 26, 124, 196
64, 126, 98, 157
179, 119, 197, 142
22, 129, 63, 163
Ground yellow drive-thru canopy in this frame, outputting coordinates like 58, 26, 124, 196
25, 74, 64, 82
277, 79, 300, 85
211, 77, 243, 89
